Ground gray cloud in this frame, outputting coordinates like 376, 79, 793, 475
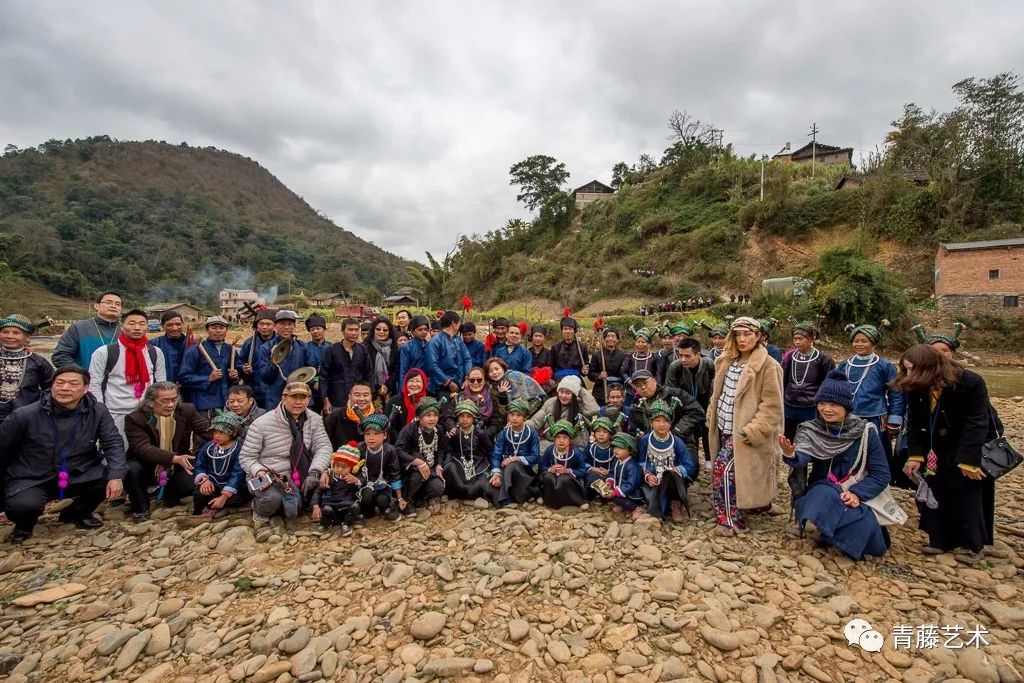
2, 1, 1022, 260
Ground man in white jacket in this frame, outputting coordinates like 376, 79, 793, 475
89, 309, 166, 443
239, 381, 332, 526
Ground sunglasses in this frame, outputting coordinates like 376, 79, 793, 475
468, 377, 485, 383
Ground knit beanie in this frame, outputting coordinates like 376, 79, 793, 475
813, 370, 855, 410
557, 375, 583, 397
333, 442, 361, 468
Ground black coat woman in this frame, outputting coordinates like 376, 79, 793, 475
894, 344, 996, 561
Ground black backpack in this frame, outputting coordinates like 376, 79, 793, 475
100, 342, 158, 396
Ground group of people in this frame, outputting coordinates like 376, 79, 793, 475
0, 294, 1005, 565
637, 298, 716, 317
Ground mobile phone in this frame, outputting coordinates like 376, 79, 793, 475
246, 472, 273, 493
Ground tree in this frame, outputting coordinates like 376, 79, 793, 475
810, 247, 908, 324
667, 110, 717, 148
406, 249, 454, 308
509, 155, 569, 212
610, 162, 630, 189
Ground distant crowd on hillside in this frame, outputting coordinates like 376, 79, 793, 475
0, 294, 1009, 569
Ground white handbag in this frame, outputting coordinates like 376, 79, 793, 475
839, 423, 907, 527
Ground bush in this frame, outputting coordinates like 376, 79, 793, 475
810, 247, 909, 324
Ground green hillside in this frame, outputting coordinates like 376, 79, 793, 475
0, 137, 409, 309
435, 73, 1024, 327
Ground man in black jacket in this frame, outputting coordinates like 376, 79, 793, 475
124, 381, 212, 521
0, 366, 126, 543
319, 318, 375, 414
664, 338, 715, 465
627, 370, 706, 455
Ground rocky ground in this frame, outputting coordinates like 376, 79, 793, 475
1, 399, 1023, 683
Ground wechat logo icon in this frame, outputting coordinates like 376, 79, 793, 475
845, 618, 884, 653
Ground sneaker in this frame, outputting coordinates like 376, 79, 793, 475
339, 523, 353, 537
130, 511, 150, 523
383, 508, 401, 522
316, 524, 331, 534
252, 512, 270, 528
921, 545, 945, 555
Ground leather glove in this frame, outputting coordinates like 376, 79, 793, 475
302, 471, 321, 498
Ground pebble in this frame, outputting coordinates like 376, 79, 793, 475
610, 584, 631, 604
636, 544, 663, 562
548, 640, 572, 663
509, 619, 530, 641
279, 626, 311, 654
145, 622, 171, 655
350, 548, 375, 568
410, 611, 447, 639
113, 630, 151, 671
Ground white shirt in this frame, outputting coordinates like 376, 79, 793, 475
88, 341, 166, 415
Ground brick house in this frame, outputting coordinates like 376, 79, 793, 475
934, 238, 1024, 316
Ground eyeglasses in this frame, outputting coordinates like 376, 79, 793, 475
468, 377, 484, 383
99, 299, 121, 306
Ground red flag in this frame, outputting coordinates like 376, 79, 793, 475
484, 332, 496, 352
562, 307, 571, 318
461, 295, 473, 312
435, 310, 444, 319
593, 317, 604, 331
516, 321, 528, 335
185, 325, 196, 348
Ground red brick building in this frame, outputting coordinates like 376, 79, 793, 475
934, 238, 1024, 316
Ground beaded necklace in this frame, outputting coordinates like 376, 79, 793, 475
789, 347, 820, 386
553, 447, 573, 468
843, 353, 879, 397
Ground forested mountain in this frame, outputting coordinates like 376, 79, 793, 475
0, 137, 409, 308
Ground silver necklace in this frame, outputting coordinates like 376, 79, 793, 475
590, 443, 612, 467
366, 446, 387, 487
553, 447, 573, 467
646, 432, 675, 477
843, 353, 879, 397
459, 429, 477, 479
207, 443, 236, 478
790, 348, 820, 386
417, 428, 438, 467
506, 426, 532, 457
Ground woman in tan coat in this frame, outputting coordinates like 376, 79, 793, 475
707, 317, 784, 535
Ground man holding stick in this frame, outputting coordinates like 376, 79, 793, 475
239, 309, 276, 408
178, 316, 238, 417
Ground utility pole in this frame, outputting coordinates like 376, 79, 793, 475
808, 122, 819, 177
760, 154, 768, 200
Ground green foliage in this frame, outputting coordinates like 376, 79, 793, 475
233, 576, 254, 593
810, 247, 909, 324
509, 155, 569, 212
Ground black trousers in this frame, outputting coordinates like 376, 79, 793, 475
442, 461, 497, 503
6, 479, 106, 533
126, 461, 194, 514
540, 472, 587, 509
320, 501, 360, 526
403, 468, 445, 506
358, 486, 394, 518
644, 471, 690, 518
919, 461, 995, 553
497, 461, 538, 505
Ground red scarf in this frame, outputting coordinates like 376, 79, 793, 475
119, 332, 151, 397
402, 368, 428, 425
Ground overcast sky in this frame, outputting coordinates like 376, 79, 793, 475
3, 1, 1022, 262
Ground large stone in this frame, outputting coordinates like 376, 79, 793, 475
956, 648, 999, 683
215, 526, 257, 554
650, 570, 684, 595
410, 612, 447, 640
979, 602, 1024, 629
12, 583, 87, 607
290, 648, 319, 676
636, 544, 663, 562
509, 619, 530, 642
421, 658, 476, 676
113, 630, 151, 671
399, 644, 425, 665
547, 640, 572, 663
502, 570, 529, 584
700, 626, 740, 652
97, 629, 140, 656
602, 623, 639, 650
146, 622, 172, 655
134, 663, 174, 683
383, 563, 413, 587
610, 585, 631, 604
350, 548, 375, 568
279, 627, 311, 654
250, 660, 292, 683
